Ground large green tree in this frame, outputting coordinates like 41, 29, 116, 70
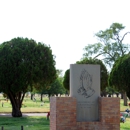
109, 54, 130, 105
0, 37, 57, 117
63, 58, 108, 95
83, 23, 130, 67
83, 23, 130, 105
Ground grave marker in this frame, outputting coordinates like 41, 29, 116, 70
70, 64, 100, 121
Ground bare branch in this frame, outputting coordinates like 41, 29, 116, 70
121, 32, 130, 43
106, 51, 116, 61
116, 34, 124, 55
94, 51, 115, 61
93, 52, 106, 59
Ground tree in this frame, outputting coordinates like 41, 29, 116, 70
127, 91, 130, 100
63, 69, 70, 91
109, 54, 130, 105
40, 69, 66, 98
77, 58, 108, 95
83, 23, 130, 105
48, 77, 66, 97
0, 37, 57, 117
83, 23, 130, 67
30, 80, 51, 101
63, 58, 108, 96
105, 86, 117, 97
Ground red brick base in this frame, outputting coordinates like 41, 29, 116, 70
50, 97, 120, 130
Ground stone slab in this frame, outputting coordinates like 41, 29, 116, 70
70, 64, 100, 121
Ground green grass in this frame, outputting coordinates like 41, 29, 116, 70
120, 99, 130, 111
1, 95, 130, 129
0, 116, 49, 130
0, 95, 50, 113
120, 117, 130, 130
0, 116, 130, 130
115, 99, 130, 130
0, 97, 129, 113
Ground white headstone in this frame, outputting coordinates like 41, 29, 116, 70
70, 64, 100, 121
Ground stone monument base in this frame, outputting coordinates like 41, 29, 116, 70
50, 97, 120, 130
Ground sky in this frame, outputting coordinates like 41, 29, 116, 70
0, 0, 130, 75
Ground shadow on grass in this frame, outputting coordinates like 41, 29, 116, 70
0, 116, 49, 130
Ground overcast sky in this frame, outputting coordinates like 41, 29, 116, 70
0, 0, 130, 75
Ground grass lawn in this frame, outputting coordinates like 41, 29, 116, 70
120, 117, 130, 130
0, 116, 49, 130
0, 95, 130, 130
120, 99, 130, 111
0, 96, 129, 112
0, 116, 129, 130
0, 95, 50, 113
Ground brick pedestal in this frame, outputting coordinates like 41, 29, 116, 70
50, 97, 120, 130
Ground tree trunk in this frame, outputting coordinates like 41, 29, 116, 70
103, 93, 107, 97
41, 93, 43, 101
8, 92, 25, 117
101, 91, 107, 97
121, 92, 123, 99
48, 93, 51, 101
31, 94, 33, 100
100, 93, 103, 97
108, 94, 111, 97
12, 107, 22, 117
123, 91, 127, 106
116, 93, 119, 97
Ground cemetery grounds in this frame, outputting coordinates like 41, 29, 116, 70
0, 94, 50, 130
0, 94, 130, 130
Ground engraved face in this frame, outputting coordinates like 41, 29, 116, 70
77, 69, 95, 98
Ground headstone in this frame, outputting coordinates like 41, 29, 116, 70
70, 64, 100, 121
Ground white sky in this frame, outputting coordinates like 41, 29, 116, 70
0, 0, 130, 75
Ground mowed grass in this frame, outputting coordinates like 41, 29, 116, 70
0, 116, 49, 130
0, 116, 129, 130
0, 96, 129, 112
120, 99, 130, 130
0, 95, 130, 130
0, 95, 130, 113
0, 95, 50, 113
120, 117, 130, 130
120, 99, 130, 111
